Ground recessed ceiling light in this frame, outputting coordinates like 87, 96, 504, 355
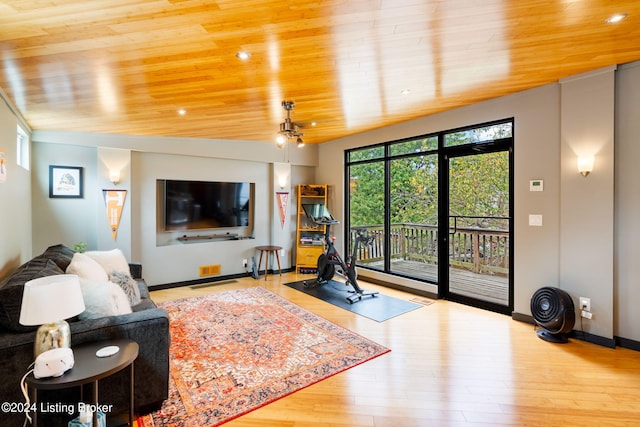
177, 108, 187, 116
605, 13, 627, 24
236, 51, 252, 60
311, 121, 317, 126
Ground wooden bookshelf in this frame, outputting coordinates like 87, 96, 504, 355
295, 184, 327, 274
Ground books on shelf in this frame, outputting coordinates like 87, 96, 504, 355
300, 237, 323, 245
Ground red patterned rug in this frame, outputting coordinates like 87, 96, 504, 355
138, 287, 390, 426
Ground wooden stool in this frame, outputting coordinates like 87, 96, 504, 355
256, 245, 282, 280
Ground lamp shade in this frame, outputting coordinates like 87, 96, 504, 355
19, 274, 85, 326
577, 155, 594, 176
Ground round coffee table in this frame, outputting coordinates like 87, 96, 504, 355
26, 338, 138, 427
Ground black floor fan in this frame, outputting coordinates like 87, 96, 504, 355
530, 286, 575, 343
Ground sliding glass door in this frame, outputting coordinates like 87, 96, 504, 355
346, 119, 513, 314
443, 150, 511, 309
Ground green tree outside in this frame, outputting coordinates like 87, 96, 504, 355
348, 124, 510, 229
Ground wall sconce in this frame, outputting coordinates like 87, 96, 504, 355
577, 155, 594, 177
109, 169, 121, 185
273, 162, 291, 191
277, 174, 288, 189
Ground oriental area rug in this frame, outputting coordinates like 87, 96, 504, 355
138, 287, 390, 426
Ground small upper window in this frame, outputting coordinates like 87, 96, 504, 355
444, 122, 513, 147
348, 145, 385, 162
16, 125, 29, 170
389, 136, 438, 156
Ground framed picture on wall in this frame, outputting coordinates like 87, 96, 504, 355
49, 165, 83, 198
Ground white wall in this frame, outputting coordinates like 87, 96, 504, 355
30, 143, 134, 259
31, 142, 99, 254
0, 95, 32, 278
559, 67, 615, 341
97, 147, 132, 257
134, 151, 272, 285
615, 61, 640, 342
30, 130, 320, 286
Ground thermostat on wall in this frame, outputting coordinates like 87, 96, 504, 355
529, 179, 543, 192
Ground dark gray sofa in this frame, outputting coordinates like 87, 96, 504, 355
0, 244, 170, 426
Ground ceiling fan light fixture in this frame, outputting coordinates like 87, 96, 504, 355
276, 100, 305, 148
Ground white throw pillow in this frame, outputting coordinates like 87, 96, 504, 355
78, 279, 132, 320
66, 252, 109, 282
85, 249, 130, 275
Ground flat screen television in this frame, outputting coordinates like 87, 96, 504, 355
160, 179, 252, 231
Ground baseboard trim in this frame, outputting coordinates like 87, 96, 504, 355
572, 331, 616, 348
511, 311, 534, 324
149, 268, 295, 291
616, 336, 640, 352
511, 311, 635, 350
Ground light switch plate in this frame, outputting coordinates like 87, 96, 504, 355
529, 214, 543, 226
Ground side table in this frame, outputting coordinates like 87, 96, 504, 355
256, 245, 282, 280
26, 338, 139, 427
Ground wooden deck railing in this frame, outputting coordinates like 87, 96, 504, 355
351, 222, 509, 277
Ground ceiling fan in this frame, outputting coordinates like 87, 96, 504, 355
276, 101, 304, 148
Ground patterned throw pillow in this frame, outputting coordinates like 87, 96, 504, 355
109, 271, 141, 306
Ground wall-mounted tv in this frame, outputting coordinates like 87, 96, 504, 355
160, 179, 253, 231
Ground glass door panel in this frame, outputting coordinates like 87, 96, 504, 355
448, 151, 510, 306
389, 153, 438, 281
348, 161, 385, 271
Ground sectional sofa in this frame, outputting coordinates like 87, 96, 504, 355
0, 244, 170, 426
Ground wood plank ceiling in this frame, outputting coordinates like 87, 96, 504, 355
1, 0, 639, 144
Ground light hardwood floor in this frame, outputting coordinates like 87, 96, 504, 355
146, 272, 640, 426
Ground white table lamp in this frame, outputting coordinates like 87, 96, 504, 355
19, 274, 85, 358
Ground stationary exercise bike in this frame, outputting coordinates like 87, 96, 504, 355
301, 204, 378, 304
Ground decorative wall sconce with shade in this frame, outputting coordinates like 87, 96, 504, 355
109, 169, 120, 185
577, 155, 594, 177
277, 174, 288, 189
273, 162, 291, 190
19, 274, 85, 358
